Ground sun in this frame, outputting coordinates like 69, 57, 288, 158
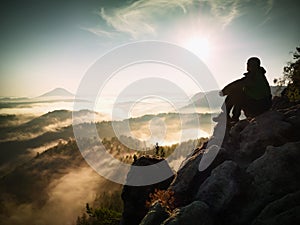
184, 37, 210, 60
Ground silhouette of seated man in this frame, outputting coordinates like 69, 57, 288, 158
214, 57, 272, 122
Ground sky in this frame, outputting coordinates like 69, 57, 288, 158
0, 0, 299, 97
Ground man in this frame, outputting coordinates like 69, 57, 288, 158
214, 57, 272, 123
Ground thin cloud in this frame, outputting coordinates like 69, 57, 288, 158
207, 0, 274, 28
260, 0, 275, 26
88, 0, 275, 39
265, 0, 275, 15
208, 0, 243, 27
97, 0, 194, 39
80, 26, 119, 39
92, 0, 193, 39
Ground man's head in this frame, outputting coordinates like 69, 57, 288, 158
247, 57, 261, 72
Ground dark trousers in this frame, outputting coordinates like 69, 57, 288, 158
223, 93, 272, 120
242, 95, 272, 117
222, 92, 244, 120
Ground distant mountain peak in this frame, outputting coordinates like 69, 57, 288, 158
38, 88, 74, 98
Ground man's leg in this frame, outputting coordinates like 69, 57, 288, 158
213, 95, 233, 122
242, 96, 256, 118
231, 105, 241, 121
223, 95, 234, 119
233, 90, 249, 121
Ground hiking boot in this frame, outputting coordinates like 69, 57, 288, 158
230, 117, 239, 123
229, 119, 239, 126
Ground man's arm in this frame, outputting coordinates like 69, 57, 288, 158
221, 77, 246, 96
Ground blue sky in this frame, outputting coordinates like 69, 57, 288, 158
0, 0, 299, 97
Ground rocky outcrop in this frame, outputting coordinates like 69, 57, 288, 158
228, 141, 300, 225
195, 160, 239, 213
163, 201, 213, 225
252, 190, 300, 225
169, 145, 230, 208
237, 111, 292, 162
120, 98, 300, 225
140, 203, 169, 225
120, 156, 174, 225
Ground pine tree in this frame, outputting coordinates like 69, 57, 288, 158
275, 47, 300, 102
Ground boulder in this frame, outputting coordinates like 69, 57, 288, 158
282, 104, 300, 141
195, 160, 239, 213
235, 141, 300, 224
219, 119, 251, 164
169, 145, 228, 207
168, 150, 204, 207
252, 190, 300, 225
170, 151, 202, 193
238, 110, 292, 162
229, 119, 250, 142
120, 156, 174, 225
140, 202, 170, 225
162, 201, 213, 225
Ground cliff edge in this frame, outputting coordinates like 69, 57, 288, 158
121, 95, 300, 225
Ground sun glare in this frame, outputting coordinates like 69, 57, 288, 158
184, 37, 210, 60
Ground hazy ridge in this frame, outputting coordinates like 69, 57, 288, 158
0, 107, 210, 225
